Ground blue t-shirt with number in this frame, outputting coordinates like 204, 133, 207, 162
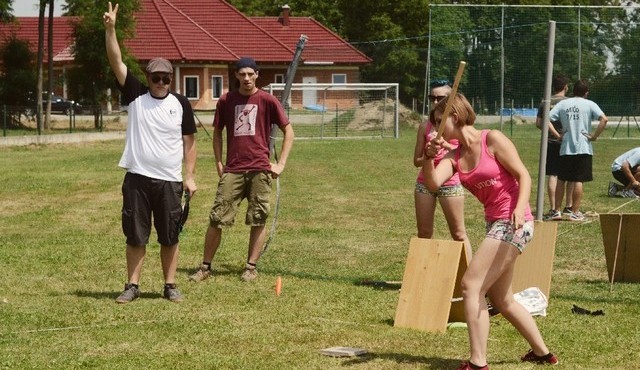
549, 97, 604, 156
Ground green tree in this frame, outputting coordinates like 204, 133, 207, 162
0, 0, 14, 22
65, 0, 140, 126
0, 35, 36, 123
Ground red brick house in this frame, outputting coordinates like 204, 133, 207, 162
0, 0, 371, 110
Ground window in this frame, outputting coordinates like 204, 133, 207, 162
275, 74, 284, 84
332, 74, 347, 84
184, 76, 199, 99
211, 75, 223, 99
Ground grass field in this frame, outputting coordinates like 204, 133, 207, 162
1, 122, 639, 369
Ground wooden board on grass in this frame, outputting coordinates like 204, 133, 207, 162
600, 214, 640, 283
394, 237, 467, 333
512, 220, 557, 299
319, 347, 368, 357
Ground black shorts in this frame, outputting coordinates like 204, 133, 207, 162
121, 172, 183, 247
545, 142, 561, 176
612, 166, 639, 186
558, 154, 593, 182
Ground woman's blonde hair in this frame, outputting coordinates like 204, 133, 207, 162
429, 93, 476, 127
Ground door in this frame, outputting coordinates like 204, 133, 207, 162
302, 76, 317, 108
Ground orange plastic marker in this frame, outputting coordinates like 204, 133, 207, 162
275, 275, 282, 296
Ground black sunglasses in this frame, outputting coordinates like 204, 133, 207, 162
151, 74, 172, 84
428, 94, 447, 102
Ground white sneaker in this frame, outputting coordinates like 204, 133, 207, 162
619, 189, 639, 198
569, 211, 585, 221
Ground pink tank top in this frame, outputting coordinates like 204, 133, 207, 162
455, 130, 533, 222
416, 121, 461, 186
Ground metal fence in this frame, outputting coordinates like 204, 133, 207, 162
425, 4, 640, 125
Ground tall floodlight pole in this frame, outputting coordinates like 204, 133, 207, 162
536, 21, 556, 220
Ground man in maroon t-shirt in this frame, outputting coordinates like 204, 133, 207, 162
190, 57, 294, 282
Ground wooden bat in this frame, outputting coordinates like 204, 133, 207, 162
435, 61, 467, 140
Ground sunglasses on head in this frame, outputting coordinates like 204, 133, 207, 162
151, 74, 172, 84
428, 94, 447, 102
429, 79, 451, 88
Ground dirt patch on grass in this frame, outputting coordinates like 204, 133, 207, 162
347, 99, 422, 131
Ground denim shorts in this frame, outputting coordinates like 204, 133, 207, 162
415, 182, 464, 197
209, 171, 272, 227
485, 219, 534, 253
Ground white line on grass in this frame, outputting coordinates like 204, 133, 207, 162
309, 316, 380, 328
2, 320, 158, 335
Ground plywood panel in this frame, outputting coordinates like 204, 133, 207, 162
394, 237, 466, 333
512, 221, 557, 298
600, 214, 640, 282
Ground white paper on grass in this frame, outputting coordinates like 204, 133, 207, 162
514, 287, 548, 317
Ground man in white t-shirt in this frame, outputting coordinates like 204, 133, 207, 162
610, 147, 640, 198
104, 2, 197, 303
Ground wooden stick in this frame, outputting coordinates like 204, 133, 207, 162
609, 214, 624, 292
435, 61, 467, 140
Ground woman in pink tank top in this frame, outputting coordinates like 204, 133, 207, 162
422, 94, 557, 370
414, 114, 471, 261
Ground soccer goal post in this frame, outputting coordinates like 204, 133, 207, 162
264, 83, 399, 139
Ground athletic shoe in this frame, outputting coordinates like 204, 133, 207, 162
619, 189, 639, 198
188, 266, 212, 282
608, 181, 619, 197
241, 265, 258, 282
562, 206, 573, 215
163, 285, 184, 303
569, 211, 585, 221
115, 283, 140, 304
521, 349, 559, 365
543, 210, 562, 221
486, 302, 500, 317
456, 361, 489, 370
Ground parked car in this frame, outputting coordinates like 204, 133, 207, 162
44, 94, 82, 115
25, 92, 83, 116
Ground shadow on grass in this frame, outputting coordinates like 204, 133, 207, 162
553, 279, 640, 305
177, 263, 402, 293
257, 265, 403, 290
177, 263, 245, 278
73, 290, 161, 300
341, 354, 520, 369
339, 353, 460, 369
354, 279, 402, 290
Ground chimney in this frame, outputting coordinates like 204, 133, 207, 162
281, 4, 290, 26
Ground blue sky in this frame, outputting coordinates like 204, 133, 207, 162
12, 1, 65, 17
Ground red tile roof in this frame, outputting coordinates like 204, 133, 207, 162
251, 16, 371, 65
0, 0, 370, 66
0, 17, 78, 62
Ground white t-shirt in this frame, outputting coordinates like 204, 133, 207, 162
611, 147, 640, 171
117, 71, 196, 182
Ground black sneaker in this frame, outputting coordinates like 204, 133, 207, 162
163, 284, 184, 303
115, 283, 140, 304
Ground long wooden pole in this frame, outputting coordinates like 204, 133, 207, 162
435, 61, 466, 140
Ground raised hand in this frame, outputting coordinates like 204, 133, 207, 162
103, 2, 119, 29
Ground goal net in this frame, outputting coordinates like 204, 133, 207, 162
263, 83, 399, 139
